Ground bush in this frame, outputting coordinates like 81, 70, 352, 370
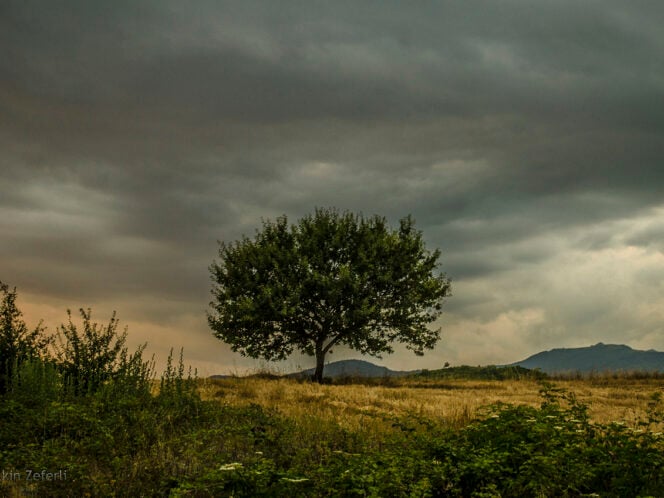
425, 384, 664, 497
0, 280, 51, 395
8, 358, 62, 407
53, 308, 149, 396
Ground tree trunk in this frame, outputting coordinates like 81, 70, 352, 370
314, 341, 325, 383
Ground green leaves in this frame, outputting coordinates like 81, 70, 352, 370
0, 280, 52, 395
208, 208, 451, 381
426, 386, 664, 497
53, 308, 150, 396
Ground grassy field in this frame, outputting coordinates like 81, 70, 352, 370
200, 374, 664, 430
4, 366, 664, 496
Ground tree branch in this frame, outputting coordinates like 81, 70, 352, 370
323, 333, 345, 354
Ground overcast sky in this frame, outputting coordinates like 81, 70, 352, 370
2, 1, 663, 375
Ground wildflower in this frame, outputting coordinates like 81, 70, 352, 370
219, 463, 243, 471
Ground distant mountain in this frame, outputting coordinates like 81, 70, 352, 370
288, 359, 419, 379
512, 343, 664, 374
210, 344, 664, 379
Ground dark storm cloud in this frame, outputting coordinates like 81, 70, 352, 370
4, 1, 664, 124
1, 1, 663, 370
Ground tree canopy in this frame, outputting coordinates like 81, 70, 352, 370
208, 208, 451, 382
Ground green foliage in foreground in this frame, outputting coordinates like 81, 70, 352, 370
3, 373, 664, 497
0, 280, 51, 395
415, 364, 548, 381
429, 385, 664, 497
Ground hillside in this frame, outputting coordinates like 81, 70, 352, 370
512, 343, 664, 374
288, 359, 419, 379
413, 364, 547, 381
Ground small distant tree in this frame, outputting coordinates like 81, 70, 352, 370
54, 308, 147, 395
208, 208, 451, 383
0, 280, 51, 395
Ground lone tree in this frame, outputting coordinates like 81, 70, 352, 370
208, 208, 451, 382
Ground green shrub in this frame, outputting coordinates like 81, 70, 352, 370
8, 357, 62, 407
0, 280, 52, 395
425, 384, 664, 497
53, 308, 148, 396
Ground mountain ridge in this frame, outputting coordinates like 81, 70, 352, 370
209, 343, 664, 379
512, 343, 664, 374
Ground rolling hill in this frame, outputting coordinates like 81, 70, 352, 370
512, 343, 664, 374
287, 359, 419, 379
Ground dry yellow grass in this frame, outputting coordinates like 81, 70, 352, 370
198, 376, 664, 433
